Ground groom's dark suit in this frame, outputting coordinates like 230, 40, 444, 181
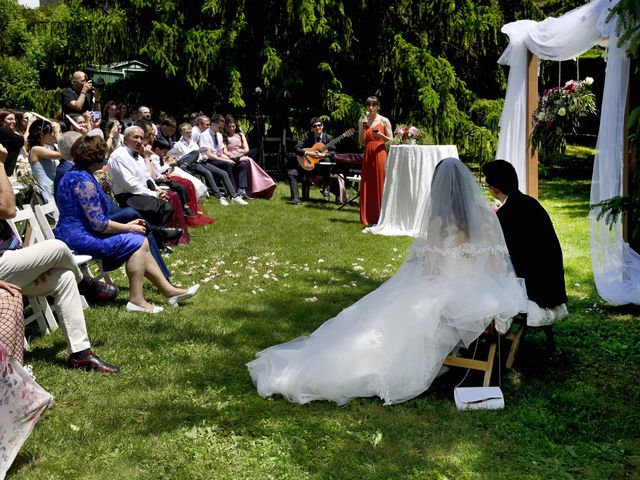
496, 190, 567, 308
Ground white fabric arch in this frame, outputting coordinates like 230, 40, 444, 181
496, 0, 640, 305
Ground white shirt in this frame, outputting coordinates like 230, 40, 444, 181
149, 153, 171, 177
107, 145, 156, 196
191, 126, 202, 145
174, 137, 199, 156
198, 128, 223, 157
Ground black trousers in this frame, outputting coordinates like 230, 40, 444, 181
287, 165, 331, 201
157, 180, 188, 206
114, 193, 173, 228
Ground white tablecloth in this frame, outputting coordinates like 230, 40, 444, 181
365, 145, 459, 236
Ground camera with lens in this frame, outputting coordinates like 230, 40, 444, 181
85, 67, 106, 90
87, 77, 105, 91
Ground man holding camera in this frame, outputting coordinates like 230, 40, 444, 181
61, 71, 99, 128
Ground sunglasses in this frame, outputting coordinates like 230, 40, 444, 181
312, 123, 323, 128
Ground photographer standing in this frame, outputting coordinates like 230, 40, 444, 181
60, 71, 99, 129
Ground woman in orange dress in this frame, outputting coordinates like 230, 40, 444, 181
358, 96, 393, 226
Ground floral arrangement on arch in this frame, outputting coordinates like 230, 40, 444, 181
393, 125, 422, 144
530, 77, 597, 157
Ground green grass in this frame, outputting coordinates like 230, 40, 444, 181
11, 181, 640, 480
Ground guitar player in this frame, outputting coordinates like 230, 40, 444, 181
287, 117, 335, 205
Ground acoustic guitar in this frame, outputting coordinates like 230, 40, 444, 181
297, 128, 355, 171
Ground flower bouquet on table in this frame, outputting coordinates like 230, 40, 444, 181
393, 125, 422, 145
530, 77, 597, 157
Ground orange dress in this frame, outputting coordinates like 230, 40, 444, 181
360, 125, 387, 225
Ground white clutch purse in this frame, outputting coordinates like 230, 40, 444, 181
454, 386, 504, 411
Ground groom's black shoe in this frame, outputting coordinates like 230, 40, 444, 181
158, 227, 183, 241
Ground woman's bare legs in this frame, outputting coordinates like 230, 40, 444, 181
125, 239, 187, 309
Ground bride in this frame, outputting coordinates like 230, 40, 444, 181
247, 157, 526, 405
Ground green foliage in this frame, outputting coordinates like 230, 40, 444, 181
1, 0, 519, 137
591, 168, 640, 240
608, 0, 640, 59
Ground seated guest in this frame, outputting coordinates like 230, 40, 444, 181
288, 117, 335, 204
0, 110, 34, 176
27, 119, 62, 203
191, 115, 207, 145
119, 103, 133, 129
483, 160, 568, 329
199, 114, 248, 205
0, 343, 52, 478
68, 113, 89, 134
156, 117, 177, 148
160, 134, 208, 199
54, 131, 83, 194
135, 121, 190, 245
55, 132, 171, 279
107, 126, 176, 232
55, 136, 199, 313
223, 115, 276, 199
104, 118, 123, 155
101, 100, 120, 131
0, 279, 24, 365
174, 122, 241, 206
150, 138, 214, 227
0, 142, 118, 372
148, 138, 194, 217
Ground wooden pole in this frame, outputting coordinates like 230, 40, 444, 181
526, 52, 539, 198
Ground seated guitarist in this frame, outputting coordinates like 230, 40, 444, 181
288, 117, 335, 204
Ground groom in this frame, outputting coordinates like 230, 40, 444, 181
482, 160, 567, 334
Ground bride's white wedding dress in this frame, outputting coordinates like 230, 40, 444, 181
247, 158, 527, 405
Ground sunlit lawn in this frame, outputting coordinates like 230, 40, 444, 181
10, 178, 639, 480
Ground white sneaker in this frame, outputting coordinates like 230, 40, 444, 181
218, 196, 229, 206
232, 196, 248, 205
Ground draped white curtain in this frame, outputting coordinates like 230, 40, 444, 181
497, 0, 640, 305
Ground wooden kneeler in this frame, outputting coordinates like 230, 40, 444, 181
443, 316, 527, 386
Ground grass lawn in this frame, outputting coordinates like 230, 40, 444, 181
10, 179, 640, 480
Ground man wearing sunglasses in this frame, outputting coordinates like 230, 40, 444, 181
287, 117, 335, 205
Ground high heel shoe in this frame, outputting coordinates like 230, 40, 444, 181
167, 284, 200, 307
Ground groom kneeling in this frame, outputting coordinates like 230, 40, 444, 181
483, 160, 568, 333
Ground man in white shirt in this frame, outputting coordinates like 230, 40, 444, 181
199, 114, 249, 204
107, 126, 177, 229
190, 115, 208, 145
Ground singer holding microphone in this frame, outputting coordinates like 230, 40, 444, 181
358, 96, 392, 226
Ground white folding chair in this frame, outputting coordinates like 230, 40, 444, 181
8, 205, 59, 337
33, 201, 112, 285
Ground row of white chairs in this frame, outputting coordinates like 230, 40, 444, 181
8, 201, 111, 347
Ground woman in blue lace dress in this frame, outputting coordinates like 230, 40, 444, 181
55, 136, 199, 313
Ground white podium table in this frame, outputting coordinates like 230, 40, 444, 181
364, 144, 459, 237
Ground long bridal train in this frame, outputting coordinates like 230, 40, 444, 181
247, 158, 526, 405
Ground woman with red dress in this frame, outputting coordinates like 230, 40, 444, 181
358, 96, 392, 226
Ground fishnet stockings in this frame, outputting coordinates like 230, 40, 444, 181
0, 290, 24, 365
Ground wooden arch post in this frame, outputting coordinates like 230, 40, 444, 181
526, 51, 539, 198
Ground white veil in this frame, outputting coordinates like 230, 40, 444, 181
410, 158, 515, 274
409, 157, 525, 334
